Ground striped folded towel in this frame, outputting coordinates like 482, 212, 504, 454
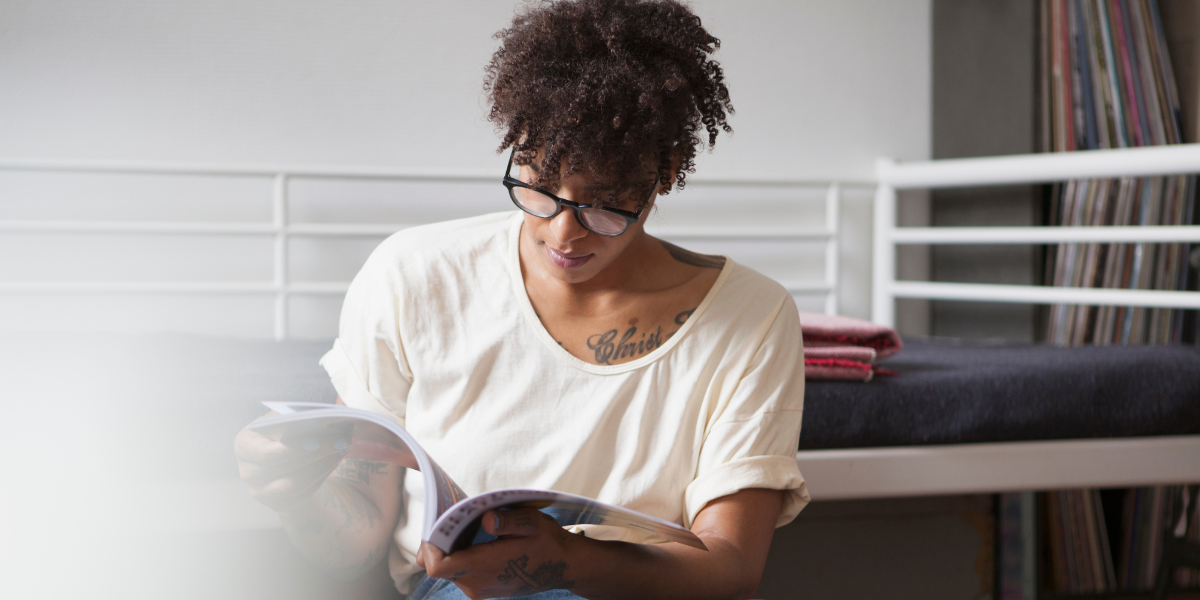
799, 312, 902, 382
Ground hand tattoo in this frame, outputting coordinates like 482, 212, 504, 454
497, 555, 575, 593
334, 459, 387, 485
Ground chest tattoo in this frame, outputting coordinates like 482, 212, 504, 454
585, 308, 696, 365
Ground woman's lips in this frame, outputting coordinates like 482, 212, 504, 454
545, 246, 593, 269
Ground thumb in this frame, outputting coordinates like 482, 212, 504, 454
416, 542, 445, 571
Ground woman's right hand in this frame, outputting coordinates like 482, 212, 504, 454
234, 421, 350, 513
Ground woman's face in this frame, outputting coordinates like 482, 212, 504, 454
517, 161, 659, 286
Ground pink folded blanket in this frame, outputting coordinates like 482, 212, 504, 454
799, 312, 902, 382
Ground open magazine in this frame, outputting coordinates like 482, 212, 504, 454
249, 402, 706, 554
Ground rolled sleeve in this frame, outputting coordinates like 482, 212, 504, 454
319, 246, 413, 426
685, 429, 809, 527
686, 298, 808, 528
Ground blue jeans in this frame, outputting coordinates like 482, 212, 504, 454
408, 574, 585, 600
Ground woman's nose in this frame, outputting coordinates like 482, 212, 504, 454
549, 207, 588, 244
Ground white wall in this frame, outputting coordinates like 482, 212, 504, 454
0, 0, 930, 338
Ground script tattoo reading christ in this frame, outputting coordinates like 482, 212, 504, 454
586, 309, 695, 365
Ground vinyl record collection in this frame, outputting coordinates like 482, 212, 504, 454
998, 487, 1200, 599
1040, 487, 1199, 595
999, 3, 1200, 599
1038, 0, 1197, 346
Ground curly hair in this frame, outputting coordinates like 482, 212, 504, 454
484, 0, 733, 208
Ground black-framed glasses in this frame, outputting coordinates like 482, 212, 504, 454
502, 150, 656, 237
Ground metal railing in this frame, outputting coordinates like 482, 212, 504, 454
872, 143, 1200, 327
0, 158, 851, 339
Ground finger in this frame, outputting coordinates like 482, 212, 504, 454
268, 434, 351, 466
238, 435, 350, 482
423, 537, 512, 581
254, 473, 328, 513
249, 452, 345, 510
483, 508, 545, 537
250, 451, 342, 507
344, 438, 420, 469
239, 449, 341, 487
415, 543, 430, 570
233, 426, 278, 461
418, 543, 453, 578
234, 423, 318, 461
268, 438, 350, 475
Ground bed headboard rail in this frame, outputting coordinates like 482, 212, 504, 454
873, 143, 1200, 327
0, 158, 853, 339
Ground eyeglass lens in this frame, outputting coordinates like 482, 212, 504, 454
511, 186, 558, 217
577, 207, 628, 235
510, 186, 629, 235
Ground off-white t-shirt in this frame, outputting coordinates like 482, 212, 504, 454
320, 211, 808, 588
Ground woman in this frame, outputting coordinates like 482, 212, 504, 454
235, 1, 807, 598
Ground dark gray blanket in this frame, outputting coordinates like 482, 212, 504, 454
6, 332, 1197, 474
800, 338, 1200, 450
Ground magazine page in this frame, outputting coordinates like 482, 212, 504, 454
249, 402, 470, 539
429, 489, 707, 554
250, 403, 706, 556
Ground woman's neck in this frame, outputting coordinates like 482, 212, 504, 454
518, 225, 725, 365
521, 229, 677, 311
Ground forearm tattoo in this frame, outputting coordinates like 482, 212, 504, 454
285, 465, 391, 579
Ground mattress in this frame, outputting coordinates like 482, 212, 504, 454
6, 332, 1198, 473
800, 338, 1200, 450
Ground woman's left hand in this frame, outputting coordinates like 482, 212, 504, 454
416, 507, 584, 599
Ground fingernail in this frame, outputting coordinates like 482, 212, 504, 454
333, 438, 349, 451
493, 513, 500, 529
303, 439, 320, 452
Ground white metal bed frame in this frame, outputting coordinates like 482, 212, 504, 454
872, 143, 1200, 324
0, 158, 850, 339
3, 147, 1199, 510
798, 143, 1200, 501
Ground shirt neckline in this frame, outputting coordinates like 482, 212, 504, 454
506, 213, 734, 375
